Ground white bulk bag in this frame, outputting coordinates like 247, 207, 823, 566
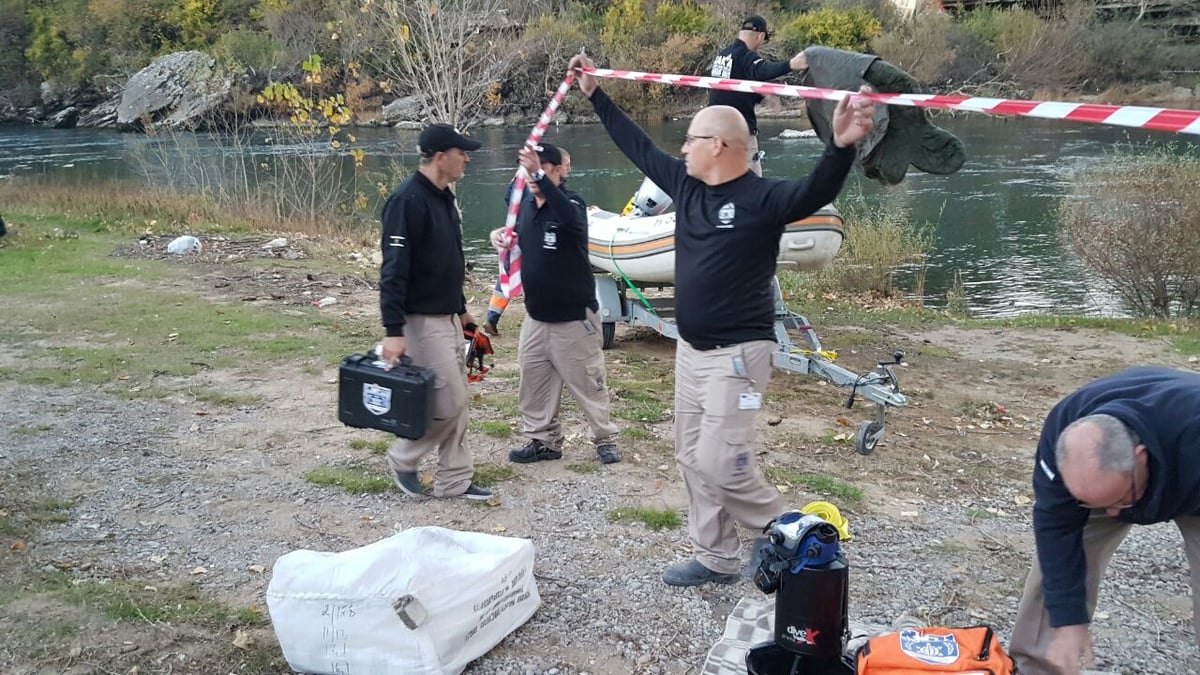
266, 526, 540, 675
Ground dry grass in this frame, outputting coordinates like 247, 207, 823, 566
1059, 145, 1200, 318
0, 178, 374, 238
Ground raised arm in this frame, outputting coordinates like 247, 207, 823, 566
569, 53, 688, 198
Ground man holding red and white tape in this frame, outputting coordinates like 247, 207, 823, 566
568, 52, 875, 586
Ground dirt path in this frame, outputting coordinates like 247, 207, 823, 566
2, 241, 1199, 674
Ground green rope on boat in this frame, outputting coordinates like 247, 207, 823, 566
607, 233, 656, 314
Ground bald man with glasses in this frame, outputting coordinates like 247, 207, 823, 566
567, 52, 876, 587
1012, 366, 1200, 674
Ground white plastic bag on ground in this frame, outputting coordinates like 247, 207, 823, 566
266, 526, 540, 675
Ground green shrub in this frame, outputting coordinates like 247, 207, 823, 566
774, 8, 882, 53
211, 27, 281, 74
961, 4, 1093, 88
653, 0, 712, 36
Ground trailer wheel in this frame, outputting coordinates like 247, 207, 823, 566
855, 421, 883, 456
602, 322, 616, 350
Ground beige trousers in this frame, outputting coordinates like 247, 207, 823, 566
674, 339, 785, 574
385, 314, 473, 497
517, 309, 618, 449
748, 134, 762, 176
1010, 513, 1200, 674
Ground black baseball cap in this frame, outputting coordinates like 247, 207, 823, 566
741, 15, 771, 41
417, 123, 482, 156
535, 142, 563, 166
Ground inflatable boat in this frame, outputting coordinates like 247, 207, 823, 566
587, 204, 844, 284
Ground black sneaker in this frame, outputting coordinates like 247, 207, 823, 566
595, 443, 622, 464
455, 483, 494, 501
392, 470, 429, 497
508, 439, 562, 463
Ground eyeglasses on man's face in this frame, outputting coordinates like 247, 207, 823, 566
684, 134, 723, 146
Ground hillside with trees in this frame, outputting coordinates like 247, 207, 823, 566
0, 0, 1197, 129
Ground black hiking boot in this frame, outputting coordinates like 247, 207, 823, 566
508, 439, 563, 463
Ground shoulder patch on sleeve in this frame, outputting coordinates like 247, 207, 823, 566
1039, 458, 1056, 481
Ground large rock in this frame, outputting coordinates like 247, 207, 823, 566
381, 95, 424, 126
117, 51, 232, 131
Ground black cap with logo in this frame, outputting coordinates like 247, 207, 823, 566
741, 15, 771, 41
535, 142, 563, 166
417, 123, 482, 156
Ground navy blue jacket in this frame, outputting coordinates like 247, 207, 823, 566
708, 40, 792, 134
1032, 366, 1200, 626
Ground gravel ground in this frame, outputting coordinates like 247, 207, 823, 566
3, 351, 1200, 674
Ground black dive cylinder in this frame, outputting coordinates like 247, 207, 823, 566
774, 553, 849, 660
746, 514, 854, 675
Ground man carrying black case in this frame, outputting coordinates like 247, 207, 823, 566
376, 123, 493, 501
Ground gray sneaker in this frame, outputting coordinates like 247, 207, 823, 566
392, 471, 429, 497
662, 559, 739, 587
595, 443, 622, 464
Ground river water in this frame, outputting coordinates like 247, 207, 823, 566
0, 115, 1190, 317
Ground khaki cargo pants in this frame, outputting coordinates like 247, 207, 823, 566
1010, 512, 1200, 674
674, 339, 785, 574
517, 309, 618, 449
385, 314, 474, 497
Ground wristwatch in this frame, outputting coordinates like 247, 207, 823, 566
530, 169, 546, 182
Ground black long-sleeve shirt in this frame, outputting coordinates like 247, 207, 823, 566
516, 176, 598, 322
708, 39, 793, 133
1032, 366, 1200, 627
379, 171, 467, 336
589, 87, 854, 349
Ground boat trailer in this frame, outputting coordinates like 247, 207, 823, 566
594, 275, 908, 455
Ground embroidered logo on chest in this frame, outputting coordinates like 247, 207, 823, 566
717, 202, 736, 228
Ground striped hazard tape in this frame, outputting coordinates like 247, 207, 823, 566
580, 67, 1200, 136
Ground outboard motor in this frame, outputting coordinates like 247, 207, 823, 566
747, 512, 853, 675
621, 176, 674, 217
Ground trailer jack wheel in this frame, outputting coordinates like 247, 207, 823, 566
601, 322, 616, 350
855, 420, 884, 456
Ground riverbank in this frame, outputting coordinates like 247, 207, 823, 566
3, 211, 1200, 673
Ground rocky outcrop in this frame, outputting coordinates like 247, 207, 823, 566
77, 99, 120, 128
116, 51, 232, 132
50, 107, 80, 129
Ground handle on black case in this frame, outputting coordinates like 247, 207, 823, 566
368, 345, 414, 368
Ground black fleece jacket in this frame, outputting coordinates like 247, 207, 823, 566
516, 175, 597, 322
378, 171, 467, 336
1032, 366, 1200, 626
588, 87, 854, 349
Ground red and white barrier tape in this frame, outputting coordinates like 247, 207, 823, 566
580, 67, 1200, 136
497, 72, 576, 300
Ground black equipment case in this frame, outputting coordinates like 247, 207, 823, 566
338, 353, 434, 439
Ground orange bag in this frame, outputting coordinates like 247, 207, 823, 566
856, 626, 1015, 675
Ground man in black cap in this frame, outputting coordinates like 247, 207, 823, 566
378, 123, 493, 501
709, 15, 809, 175
489, 143, 620, 466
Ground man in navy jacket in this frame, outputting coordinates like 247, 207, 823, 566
1011, 366, 1200, 674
